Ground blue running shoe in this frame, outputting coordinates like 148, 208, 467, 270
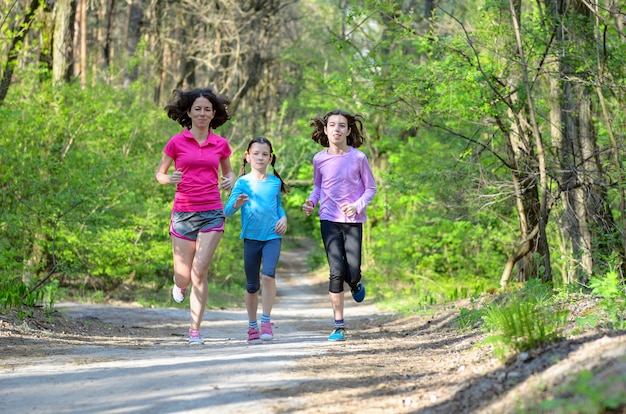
328, 328, 346, 341
351, 283, 366, 303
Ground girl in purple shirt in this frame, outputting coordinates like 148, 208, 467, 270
302, 109, 376, 342
155, 88, 235, 345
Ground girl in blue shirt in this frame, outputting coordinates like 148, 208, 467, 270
224, 137, 288, 343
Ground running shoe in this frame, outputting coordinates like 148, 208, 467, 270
261, 322, 274, 341
247, 327, 262, 344
351, 283, 366, 303
189, 328, 204, 345
328, 327, 346, 341
172, 276, 186, 303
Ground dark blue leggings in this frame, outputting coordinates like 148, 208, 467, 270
320, 220, 363, 293
243, 238, 281, 293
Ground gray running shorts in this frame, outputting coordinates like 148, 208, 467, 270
169, 210, 225, 241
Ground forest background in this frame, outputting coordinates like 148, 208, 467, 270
2, 0, 626, 319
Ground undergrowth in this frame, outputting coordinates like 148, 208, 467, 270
454, 270, 626, 413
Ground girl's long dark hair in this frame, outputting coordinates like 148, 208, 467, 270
239, 136, 288, 194
310, 109, 365, 148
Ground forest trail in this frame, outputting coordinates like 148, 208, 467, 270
2, 245, 626, 413
0, 246, 386, 413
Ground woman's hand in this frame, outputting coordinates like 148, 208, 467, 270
170, 169, 183, 184
220, 174, 234, 191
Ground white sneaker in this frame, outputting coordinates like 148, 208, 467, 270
172, 276, 186, 303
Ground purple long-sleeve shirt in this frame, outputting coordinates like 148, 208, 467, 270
307, 147, 376, 223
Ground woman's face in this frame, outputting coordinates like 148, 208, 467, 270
187, 96, 215, 128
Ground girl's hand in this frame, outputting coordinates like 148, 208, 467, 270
234, 194, 249, 209
302, 200, 315, 216
340, 202, 356, 217
275, 216, 287, 235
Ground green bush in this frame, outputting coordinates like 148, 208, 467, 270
0, 80, 231, 305
587, 266, 626, 330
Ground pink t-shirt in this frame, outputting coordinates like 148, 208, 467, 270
307, 147, 376, 223
163, 129, 232, 212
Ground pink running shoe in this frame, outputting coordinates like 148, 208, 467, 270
247, 327, 262, 344
188, 328, 204, 345
261, 322, 274, 341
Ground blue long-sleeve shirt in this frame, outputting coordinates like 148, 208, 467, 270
224, 174, 286, 241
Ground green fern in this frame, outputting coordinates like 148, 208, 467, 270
481, 284, 569, 360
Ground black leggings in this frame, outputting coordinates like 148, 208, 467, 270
320, 220, 363, 293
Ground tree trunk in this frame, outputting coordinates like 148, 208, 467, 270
151, 0, 166, 102
123, 0, 143, 87
578, 87, 621, 276
78, 0, 87, 86
94, 0, 115, 83
595, 84, 626, 280
594, 2, 626, 280
0, 0, 41, 103
550, 0, 622, 284
425, 0, 435, 19
52, 0, 76, 84
499, 0, 552, 287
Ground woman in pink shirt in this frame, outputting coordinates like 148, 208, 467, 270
302, 109, 377, 342
155, 88, 235, 345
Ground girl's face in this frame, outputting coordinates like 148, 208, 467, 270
324, 114, 351, 148
246, 142, 272, 172
187, 96, 215, 129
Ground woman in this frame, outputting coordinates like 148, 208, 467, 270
155, 88, 235, 345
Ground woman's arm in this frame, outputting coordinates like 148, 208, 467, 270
154, 153, 181, 185
219, 157, 235, 191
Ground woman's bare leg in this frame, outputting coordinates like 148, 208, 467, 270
172, 236, 194, 291
173, 231, 223, 330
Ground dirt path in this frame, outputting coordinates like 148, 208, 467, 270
2, 246, 626, 413
0, 247, 384, 413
